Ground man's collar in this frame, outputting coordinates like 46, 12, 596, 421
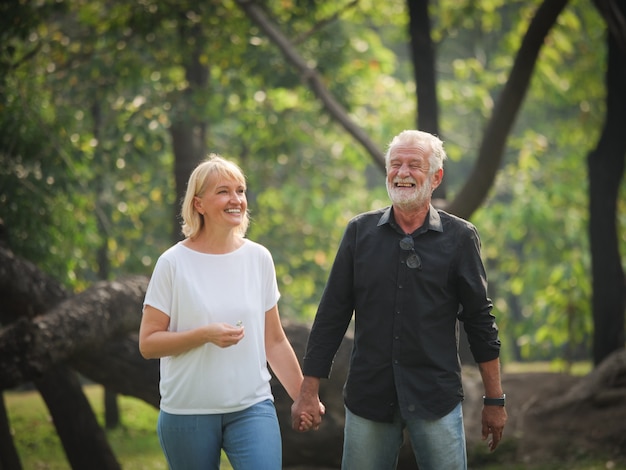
377, 204, 443, 233
427, 206, 443, 232
377, 206, 394, 227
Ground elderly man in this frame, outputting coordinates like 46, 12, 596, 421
292, 130, 507, 470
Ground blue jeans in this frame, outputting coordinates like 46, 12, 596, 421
157, 399, 282, 470
342, 402, 467, 470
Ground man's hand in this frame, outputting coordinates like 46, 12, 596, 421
481, 405, 507, 451
291, 376, 325, 432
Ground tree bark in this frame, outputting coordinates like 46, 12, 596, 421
170, 20, 209, 243
0, 246, 67, 324
70, 335, 160, 408
587, 12, 626, 365
407, 0, 446, 201
407, 0, 439, 138
0, 275, 148, 390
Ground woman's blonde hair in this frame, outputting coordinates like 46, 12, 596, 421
180, 154, 249, 239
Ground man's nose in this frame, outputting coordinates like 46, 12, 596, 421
397, 163, 410, 176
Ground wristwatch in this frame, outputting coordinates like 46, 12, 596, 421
483, 394, 506, 406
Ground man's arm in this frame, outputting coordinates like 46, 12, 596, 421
478, 358, 507, 451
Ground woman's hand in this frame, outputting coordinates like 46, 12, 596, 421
206, 322, 245, 348
140, 306, 245, 357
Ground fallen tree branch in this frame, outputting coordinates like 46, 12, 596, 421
0, 275, 148, 390
534, 349, 626, 412
0, 246, 67, 324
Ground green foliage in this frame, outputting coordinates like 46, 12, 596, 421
1, 0, 622, 359
431, 0, 613, 363
474, 132, 594, 362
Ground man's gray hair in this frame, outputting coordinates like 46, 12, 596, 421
384, 130, 447, 175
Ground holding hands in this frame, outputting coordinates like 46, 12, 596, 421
291, 377, 325, 432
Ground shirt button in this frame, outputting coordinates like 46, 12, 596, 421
394, 360, 398, 364
408, 404, 415, 412
394, 336, 399, 340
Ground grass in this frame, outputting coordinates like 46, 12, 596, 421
5, 385, 165, 469
4, 384, 234, 469
502, 360, 593, 376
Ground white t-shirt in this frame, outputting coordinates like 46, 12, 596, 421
143, 239, 280, 414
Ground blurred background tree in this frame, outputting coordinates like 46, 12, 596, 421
1, 0, 623, 368
2, 0, 625, 467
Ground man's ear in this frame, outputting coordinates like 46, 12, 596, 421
431, 168, 444, 190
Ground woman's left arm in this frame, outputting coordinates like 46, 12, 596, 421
265, 305, 304, 401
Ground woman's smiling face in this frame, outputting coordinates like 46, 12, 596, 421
194, 174, 247, 230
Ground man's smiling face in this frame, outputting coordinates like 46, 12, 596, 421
386, 144, 435, 210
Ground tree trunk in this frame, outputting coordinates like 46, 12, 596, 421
587, 24, 626, 365
0, 394, 22, 470
34, 365, 121, 470
171, 119, 205, 241
104, 390, 120, 430
170, 21, 209, 243
407, 0, 446, 201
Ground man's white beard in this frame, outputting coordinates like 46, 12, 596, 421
387, 178, 433, 211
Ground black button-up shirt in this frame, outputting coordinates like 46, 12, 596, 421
303, 205, 501, 422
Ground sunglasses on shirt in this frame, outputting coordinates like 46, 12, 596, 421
399, 236, 422, 270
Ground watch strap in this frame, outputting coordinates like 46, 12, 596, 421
483, 394, 506, 406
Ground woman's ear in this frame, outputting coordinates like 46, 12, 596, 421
193, 196, 204, 215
